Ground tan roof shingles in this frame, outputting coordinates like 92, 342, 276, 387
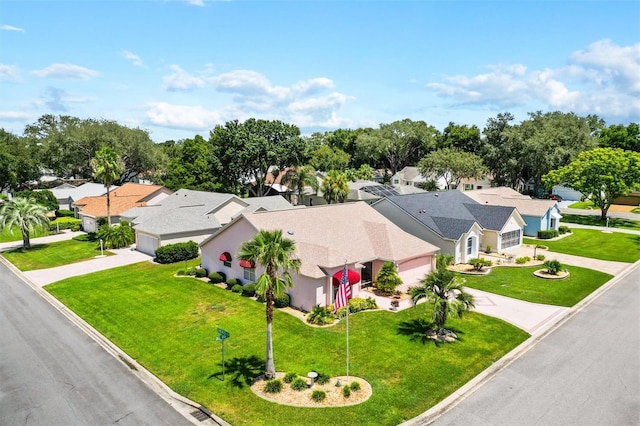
463, 187, 557, 216
74, 183, 167, 218
242, 202, 439, 278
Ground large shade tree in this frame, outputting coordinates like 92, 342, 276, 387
0, 197, 50, 249
409, 257, 475, 336
237, 230, 300, 379
417, 147, 487, 190
91, 146, 124, 226
543, 148, 640, 220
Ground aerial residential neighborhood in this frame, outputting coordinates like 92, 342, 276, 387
1, 1, 639, 426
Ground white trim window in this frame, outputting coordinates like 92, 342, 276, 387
501, 229, 521, 249
466, 237, 474, 255
243, 267, 256, 282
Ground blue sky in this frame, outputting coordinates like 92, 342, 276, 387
1, 0, 639, 143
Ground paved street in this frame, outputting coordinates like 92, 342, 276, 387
0, 261, 195, 426
422, 263, 640, 426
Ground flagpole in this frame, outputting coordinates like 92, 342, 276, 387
346, 298, 349, 382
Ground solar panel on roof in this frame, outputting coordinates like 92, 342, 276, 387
361, 185, 400, 197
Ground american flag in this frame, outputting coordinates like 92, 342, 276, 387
334, 264, 352, 312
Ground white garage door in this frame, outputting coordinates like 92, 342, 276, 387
136, 233, 160, 256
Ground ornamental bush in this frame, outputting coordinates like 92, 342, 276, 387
538, 229, 559, 239
264, 379, 283, 394
515, 256, 531, 264
342, 385, 351, 398
350, 381, 361, 391
311, 390, 326, 402
316, 373, 331, 385
231, 284, 243, 294
291, 377, 308, 391
242, 283, 256, 297
154, 240, 198, 264
195, 267, 207, 278
227, 277, 242, 288
208, 272, 224, 284
536, 254, 546, 261
469, 257, 492, 271
334, 297, 378, 319
274, 293, 290, 308
283, 372, 297, 384
307, 305, 335, 325
544, 259, 563, 275
559, 225, 571, 234
375, 261, 403, 295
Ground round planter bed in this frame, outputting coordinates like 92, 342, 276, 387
533, 269, 569, 279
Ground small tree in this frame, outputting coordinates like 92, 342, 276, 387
0, 197, 50, 249
375, 261, 403, 295
469, 257, 493, 271
97, 220, 134, 249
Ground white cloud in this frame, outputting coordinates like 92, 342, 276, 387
32, 63, 99, 80
426, 39, 640, 120
0, 64, 21, 81
163, 65, 205, 91
0, 111, 30, 121
120, 50, 145, 67
185, 0, 205, 5
146, 102, 222, 129
0, 25, 25, 32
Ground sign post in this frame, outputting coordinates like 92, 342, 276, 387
216, 328, 230, 381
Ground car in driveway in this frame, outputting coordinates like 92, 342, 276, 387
547, 194, 563, 201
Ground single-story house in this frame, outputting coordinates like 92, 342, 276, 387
463, 187, 562, 237
73, 183, 172, 232
391, 166, 494, 192
48, 182, 119, 212
371, 190, 525, 264
121, 189, 295, 255
199, 202, 440, 311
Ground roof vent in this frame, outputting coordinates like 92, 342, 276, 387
434, 193, 439, 197
287, 229, 294, 235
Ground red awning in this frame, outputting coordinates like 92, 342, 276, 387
219, 252, 232, 262
332, 269, 360, 286
239, 259, 255, 269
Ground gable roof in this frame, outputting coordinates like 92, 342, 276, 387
50, 182, 118, 202
463, 187, 557, 216
74, 183, 168, 218
204, 202, 439, 279
379, 190, 517, 240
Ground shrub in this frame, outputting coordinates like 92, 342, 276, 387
154, 240, 198, 264
485, 244, 492, 254
208, 272, 224, 284
264, 379, 282, 394
73, 232, 98, 242
227, 277, 242, 288
256, 294, 265, 303
56, 209, 75, 218
274, 293, 290, 308
242, 283, 256, 297
49, 218, 82, 232
231, 284, 243, 294
536, 254, 546, 261
375, 261, 403, 295
342, 385, 351, 398
537, 229, 559, 239
311, 390, 326, 402
350, 381, 361, 391
195, 267, 207, 278
544, 259, 563, 275
559, 225, 571, 234
307, 305, 334, 325
334, 297, 378, 319
469, 257, 492, 271
515, 256, 531, 265
97, 221, 135, 249
184, 267, 197, 276
176, 269, 186, 276
290, 377, 308, 391
283, 372, 297, 384
316, 373, 330, 385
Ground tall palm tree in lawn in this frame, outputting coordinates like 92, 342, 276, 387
321, 170, 349, 204
409, 263, 475, 335
91, 146, 124, 226
0, 197, 50, 249
283, 165, 319, 206
238, 229, 300, 379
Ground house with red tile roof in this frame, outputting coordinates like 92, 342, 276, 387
199, 202, 440, 311
73, 182, 172, 232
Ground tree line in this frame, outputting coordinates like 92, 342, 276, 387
1, 112, 638, 199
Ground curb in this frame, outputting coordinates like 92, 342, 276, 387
401, 259, 640, 426
0, 255, 230, 426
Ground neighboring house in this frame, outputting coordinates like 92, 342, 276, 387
309, 180, 426, 206
73, 183, 172, 232
457, 175, 494, 192
371, 190, 525, 264
552, 185, 583, 201
199, 202, 440, 311
121, 189, 295, 256
49, 182, 119, 211
463, 187, 562, 237
391, 166, 448, 189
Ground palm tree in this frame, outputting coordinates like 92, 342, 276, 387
91, 146, 124, 226
321, 170, 349, 204
238, 230, 300, 379
283, 165, 319, 206
0, 197, 50, 249
409, 264, 475, 335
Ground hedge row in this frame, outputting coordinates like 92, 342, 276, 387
155, 241, 199, 264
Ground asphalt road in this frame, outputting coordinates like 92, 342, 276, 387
0, 262, 193, 426
429, 263, 640, 426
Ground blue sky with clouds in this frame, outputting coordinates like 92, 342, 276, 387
1, 0, 638, 143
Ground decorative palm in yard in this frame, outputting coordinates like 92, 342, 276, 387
282, 165, 319, 206
91, 146, 124, 226
321, 170, 348, 204
0, 197, 50, 249
238, 229, 300, 379
409, 258, 475, 336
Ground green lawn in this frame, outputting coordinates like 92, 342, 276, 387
567, 200, 597, 209
45, 261, 529, 426
523, 228, 640, 263
560, 214, 640, 231
2, 239, 112, 271
460, 265, 612, 306
0, 225, 49, 243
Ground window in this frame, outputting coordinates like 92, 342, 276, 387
244, 267, 255, 282
464, 184, 474, 191
501, 229, 521, 248
223, 260, 231, 268
466, 237, 474, 255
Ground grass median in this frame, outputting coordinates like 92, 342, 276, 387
45, 261, 529, 426
2, 238, 112, 271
